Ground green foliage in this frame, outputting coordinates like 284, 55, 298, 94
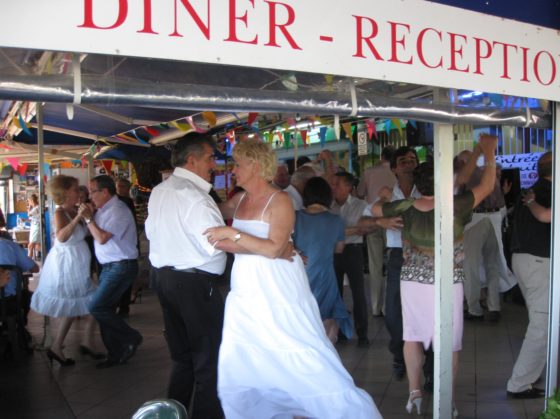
540, 389, 560, 419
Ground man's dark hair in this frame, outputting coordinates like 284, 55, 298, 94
333, 171, 354, 187
390, 146, 418, 169
413, 162, 434, 196
171, 133, 216, 168
92, 175, 116, 196
381, 145, 396, 162
537, 151, 552, 179
302, 177, 333, 208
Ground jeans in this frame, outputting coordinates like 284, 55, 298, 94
88, 259, 141, 361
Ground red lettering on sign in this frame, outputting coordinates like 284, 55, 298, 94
138, 0, 158, 34
533, 51, 557, 85
170, 0, 210, 39
493, 41, 517, 79
79, 0, 128, 30
388, 21, 412, 64
352, 15, 383, 60
473, 37, 492, 75
264, 1, 301, 50
416, 28, 443, 69
520, 47, 530, 82
447, 32, 469, 72
225, 0, 258, 44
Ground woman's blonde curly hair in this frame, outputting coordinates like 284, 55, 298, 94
48, 175, 78, 205
233, 139, 277, 182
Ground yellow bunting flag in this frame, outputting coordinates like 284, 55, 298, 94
391, 118, 403, 138
12, 117, 21, 129
342, 122, 353, 143
202, 111, 217, 127
170, 121, 191, 131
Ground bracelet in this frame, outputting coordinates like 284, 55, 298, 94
484, 162, 496, 167
526, 199, 535, 205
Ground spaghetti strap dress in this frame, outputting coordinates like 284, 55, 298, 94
31, 210, 96, 317
218, 193, 380, 419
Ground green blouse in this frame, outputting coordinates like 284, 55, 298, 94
382, 192, 475, 284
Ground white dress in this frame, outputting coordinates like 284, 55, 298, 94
218, 199, 380, 419
31, 212, 96, 317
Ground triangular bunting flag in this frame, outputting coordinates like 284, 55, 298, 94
17, 162, 28, 176
186, 116, 209, 133
7, 157, 19, 169
319, 126, 327, 148
342, 122, 353, 143
102, 160, 114, 173
300, 130, 308, 148
202, 111, 217, 128
391, 118, 403, 138
247, 112, 259, 126
334, 115, 340, 140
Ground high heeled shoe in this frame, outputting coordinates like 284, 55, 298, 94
130, 287, 143, 304
405, 389, 422, 415
46, 349, 75, 367
453, 403, 459, 418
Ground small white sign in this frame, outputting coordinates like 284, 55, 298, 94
357, 131, 368, 156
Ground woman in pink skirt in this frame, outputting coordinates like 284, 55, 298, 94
371, 134, 498, 416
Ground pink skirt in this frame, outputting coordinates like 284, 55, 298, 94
400, 281, 464, 351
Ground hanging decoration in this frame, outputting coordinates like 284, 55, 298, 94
186, 116, 209, 133
169, 121, 191, 132
7, 157, 19, 169
17, 162, 28, 176
342, 122, 353, 143
319, 126, 327, 148
391, 118, 403, 138
101, 160, 114, 173
247, 112, 259, 126
202, 111, 217, 128
300, 130, 308, 148
334, 115, 340, 140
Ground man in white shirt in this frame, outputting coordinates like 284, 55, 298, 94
331, 172, 370, 347
81, 175, 141, 369
357, 146, 397, 317
284, 165, 316, 211
145, 134, 226, 419
383, 147, 421, 381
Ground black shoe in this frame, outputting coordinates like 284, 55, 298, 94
119, 336, 143, 364
507, 387, 545, 399
46, 350, 75, 367
95, 359, 120, 369
79, 345, 105, 360
393, 362, 406, 381
337, 333, 349, 344
464, 312, 484, 321
117, 307, 130, 318
487, 311, 501, 322
357, 337, 370, 348
423, 376, 433, 392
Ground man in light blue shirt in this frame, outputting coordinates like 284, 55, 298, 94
81, 175, 141, 369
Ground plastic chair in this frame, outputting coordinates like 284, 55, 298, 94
131, 399, 188, 419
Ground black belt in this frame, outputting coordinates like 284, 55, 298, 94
102, 259, 137, 267
160, 266, 220, 278
346, 243, 363, 247
473, 207, 501, 213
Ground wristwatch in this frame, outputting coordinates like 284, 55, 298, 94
85, 218, 92, 224
233, 232, 242, 242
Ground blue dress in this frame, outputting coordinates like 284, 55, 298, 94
293, 210, 353, 338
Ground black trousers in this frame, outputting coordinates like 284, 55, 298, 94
385, 248, 404, 365
334, 244, 368, 340
155, 267, 224, 419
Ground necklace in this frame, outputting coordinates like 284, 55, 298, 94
305, 203, 328, 213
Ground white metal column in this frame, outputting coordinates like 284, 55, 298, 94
433, 123, 455, 418
546, 102, 559, 399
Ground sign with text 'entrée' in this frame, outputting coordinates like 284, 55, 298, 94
1, 0, 559, 101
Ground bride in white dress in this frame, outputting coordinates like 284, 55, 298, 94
30, 175, 100, 366
205, 140, 381, 419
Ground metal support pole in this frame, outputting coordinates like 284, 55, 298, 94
546, 102, 559, 400
433, 123, 455, 418
36, 102, 52, 350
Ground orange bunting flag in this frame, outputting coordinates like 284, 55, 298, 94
342, 122, 353, 143
391, 118, 403, 138
247, 112, 259, 126
300, 130, 308, 148
102, 160, 114, 173
12, 117, 21, 129
202, 111, 217, 127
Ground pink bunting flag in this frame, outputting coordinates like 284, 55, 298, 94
186, 116, 209, 133
365, 119, 377, 141
286, 118, 296, 128
17, 162, 28, 176
7, 157, 19, 169
247, 112, 259, 126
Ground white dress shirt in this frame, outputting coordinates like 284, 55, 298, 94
331, 194, 368, 244
145, 167, 226, 274
284, 184, 303, 211
94, 195, 139, 264
385, 183, 421, 248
